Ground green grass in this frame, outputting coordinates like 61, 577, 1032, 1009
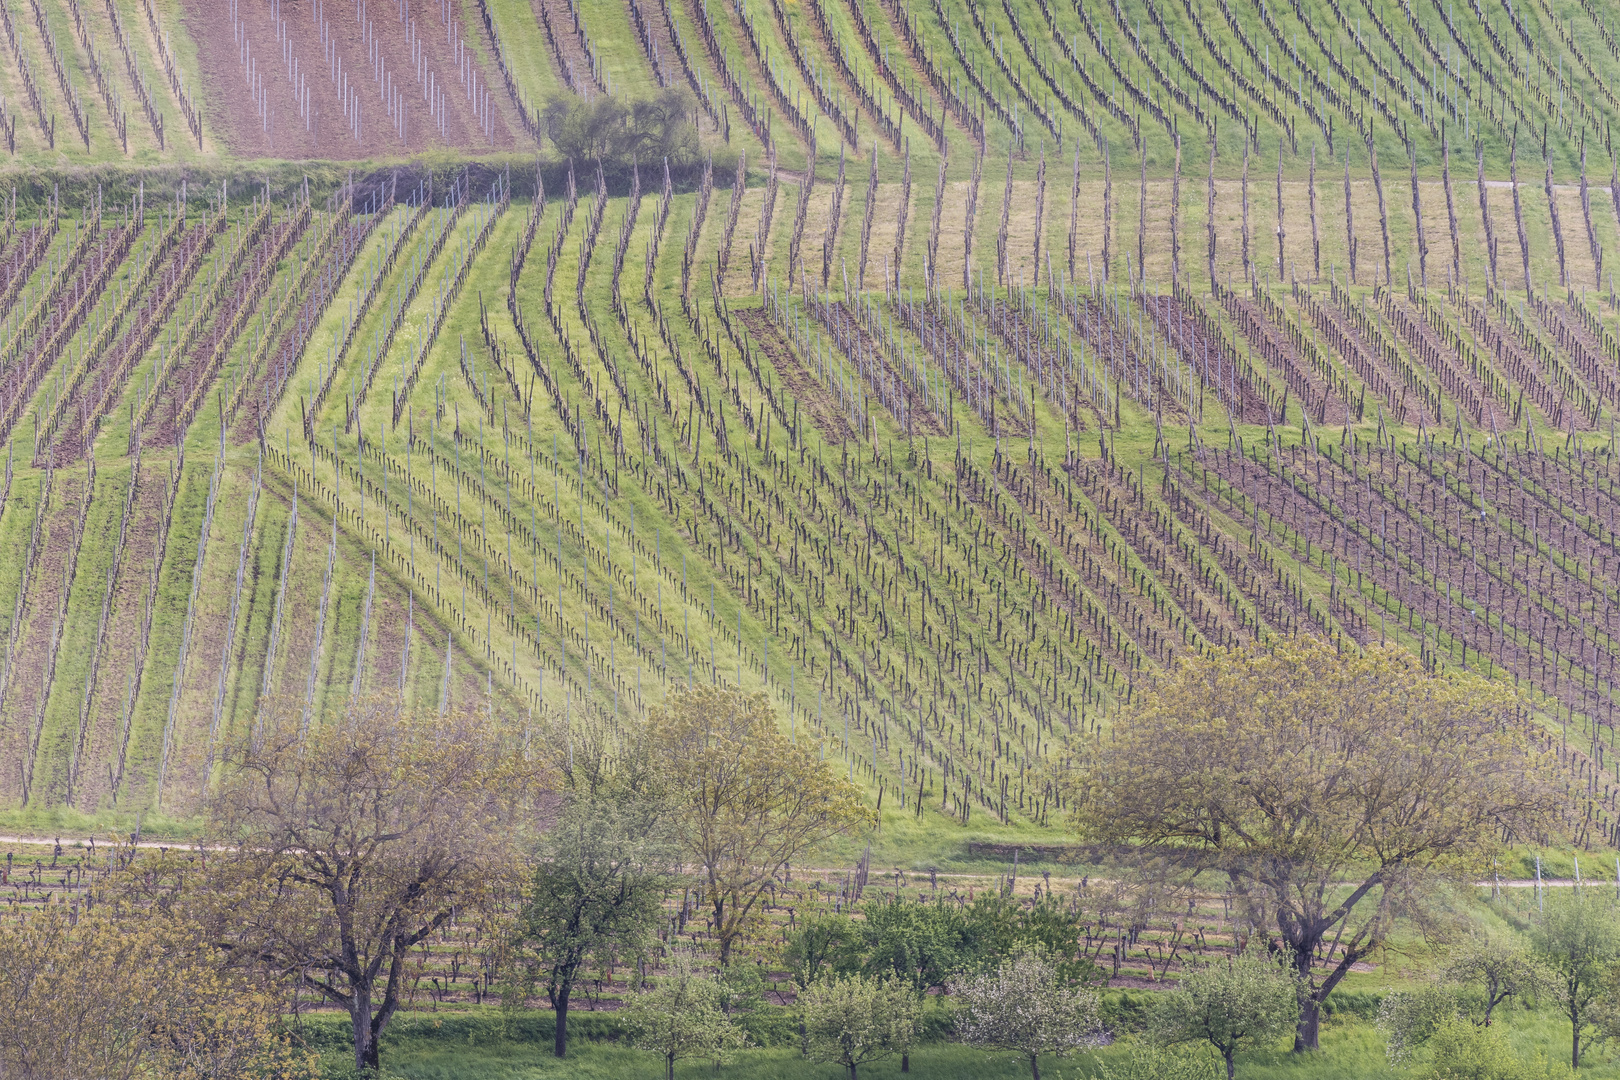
298, 1001, 1620, 1080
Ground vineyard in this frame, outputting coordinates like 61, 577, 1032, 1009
0, 0, 1619, 870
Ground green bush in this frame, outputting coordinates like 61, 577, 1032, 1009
1424, 1015, 1573, 1080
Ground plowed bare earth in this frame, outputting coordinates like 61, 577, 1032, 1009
183, 0, 517, 159
735, 308, 852, 442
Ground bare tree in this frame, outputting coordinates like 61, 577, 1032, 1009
206, 694, 540, 1075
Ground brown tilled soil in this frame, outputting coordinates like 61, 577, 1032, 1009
829, 300, 946, 435
52, 225, 220, 464
734, 308, 853, 442
148, 212, 310, 451
183, 0, 518, 159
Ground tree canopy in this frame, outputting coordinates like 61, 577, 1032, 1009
1074, 639, 1563, 1050
505, 725, 670, 1055
206, 695, 541, 1075
543, 88, 699, 169
952, 948, 1104, 1080
1148, 944, 1299, 1079
650, 686, 870, 963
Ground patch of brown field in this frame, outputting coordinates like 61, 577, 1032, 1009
735, 307, 853, 442
182, 0, 517, 159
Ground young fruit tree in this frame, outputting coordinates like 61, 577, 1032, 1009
1074, 639, 1563, 1051
1532, 889, 1620, 1068
621, 948, 748, 1080
650, 686, 870, 963
1146, 944, 1299, 1080
951, 947, 1105, 1080
1444, 932, 1553, 1028
799, 971, 923, 1080
507, 727, 674, 1058
204, 694, 541, 1076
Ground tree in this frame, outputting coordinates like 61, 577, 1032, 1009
621, 949, 747, 1080
861, 894, 971, 993
1444, 933, 1552, 1027
799, 972, 923, 1080
1376, 985, 1465, 1067
1531, 889, 1620, 1068
1421, 1013, 1571, 1080
207, 695, 539, 1075
1074, 640, 1562, 1050
952, 948, 1104, 1080
508, 783, 671, 1057
650, 686, 870, 963
543, 88, 698, 168
544, 94, 627, 163
0, 876, 314, 1080
1148, 944, 1299, 1080
784, 909, 865, 988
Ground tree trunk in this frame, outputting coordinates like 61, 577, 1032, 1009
352, 986, 379, 1075
1294, 996, 1321, 1052
714, 894, 732, 964
901, 1051, 909, 1072
555, 985, 570, 1058
1571, 1004, 1582, 1068
667, 1051, 676, 1080
1225, 1048, 1237, 1080
1030, 1052, 1041, 1080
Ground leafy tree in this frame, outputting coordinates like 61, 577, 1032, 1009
717, 960, 767, 1019
1531, 889, 1620, 1068
952, 948, 1104, 1080
206, 695, 538, 1076
1379, 933, 1553, 1066
860, 895, 971, 992
1445, 933, 1553, 1026
1377, 985, 1466, 1067
621, 949, 747, 1080
0, 876, 314, 1080
543, 88, 698, 168
651, 686, 870, 963
799, 972, 923, 1080
1074, 640, 1562, 1050
1148, 944, 1299, 1080
784, 910, 865, 988
507, 766, 671, 1057
1422, 1013, 1572, 1080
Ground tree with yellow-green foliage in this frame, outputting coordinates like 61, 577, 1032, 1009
799, 971, 923, 1080
649, 686, 871, 964
1072, 639, 1564, 1053
620, 948, 748, 1080
0, 881, 315, 1080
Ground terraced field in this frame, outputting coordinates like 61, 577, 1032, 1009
0, 0, 1618, 865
